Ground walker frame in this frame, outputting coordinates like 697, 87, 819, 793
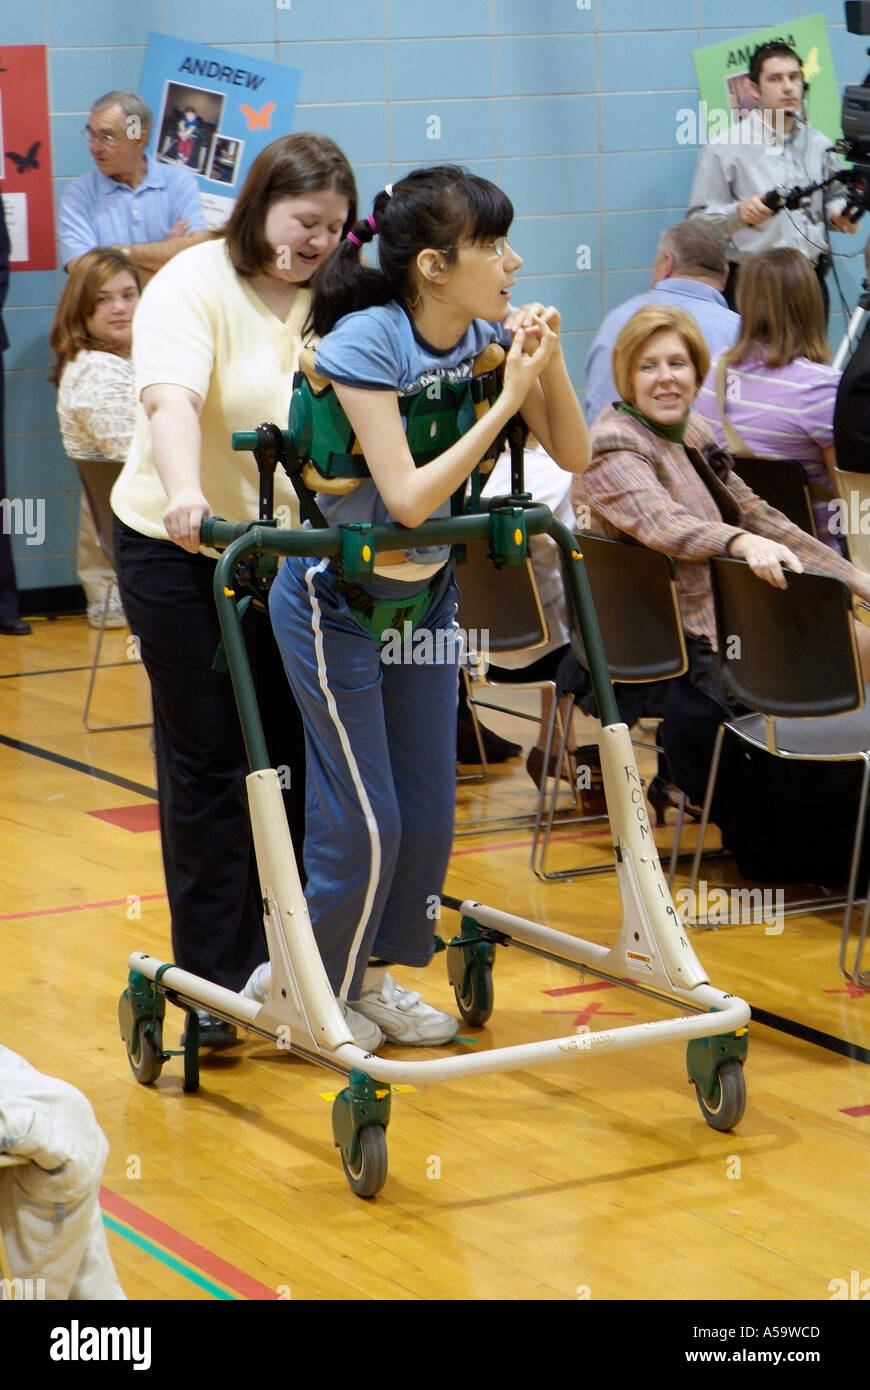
120, 505, 751, 1198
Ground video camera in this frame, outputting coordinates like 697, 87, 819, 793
760, 2, 870, 220
840, 3, 870, 181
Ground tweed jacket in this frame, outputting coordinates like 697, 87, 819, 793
572, 405, 856, 648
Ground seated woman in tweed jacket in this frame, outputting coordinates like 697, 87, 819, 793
564, 303, 870, 818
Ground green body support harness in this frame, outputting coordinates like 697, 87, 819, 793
270, 343, 507, 642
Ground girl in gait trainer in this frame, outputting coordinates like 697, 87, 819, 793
246, 165, 588, 1046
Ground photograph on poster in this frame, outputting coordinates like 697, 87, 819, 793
206, 135, 243, 186
155, 81, 223, 175
725, 71, 755, 113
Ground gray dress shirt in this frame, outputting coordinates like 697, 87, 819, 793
687, 109, 847, 266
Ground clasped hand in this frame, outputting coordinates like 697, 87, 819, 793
502, 303, 561, 405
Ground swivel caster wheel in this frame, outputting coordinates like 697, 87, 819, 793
126, 1018, 164, 1086
454, 958, 494, 1026
340, 1124, 388, 1198
695, 1059, 746, 1131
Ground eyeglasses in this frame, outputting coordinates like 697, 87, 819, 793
442, 236, 513, 260
82, 126, 120, 146
481, 236, 510, 258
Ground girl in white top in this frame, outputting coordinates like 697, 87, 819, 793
110, 134, 357, 1048
50, 248, 141, 627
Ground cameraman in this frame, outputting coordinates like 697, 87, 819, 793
688, 41, 859, 317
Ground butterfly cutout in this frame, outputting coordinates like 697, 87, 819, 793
6, 141, 40, 173
803, 47, 821, 83
239, 102, 276, 131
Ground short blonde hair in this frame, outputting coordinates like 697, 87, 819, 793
611, 305, 710, 405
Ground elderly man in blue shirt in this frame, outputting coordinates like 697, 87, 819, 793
59, 91, 208, 280
58, 91, 208, 627
584, 220, 739, 425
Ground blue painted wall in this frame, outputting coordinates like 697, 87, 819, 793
1, 0, 866, 596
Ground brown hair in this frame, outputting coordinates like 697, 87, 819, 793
611, 304, 710, 405
49, 248, 141, 386
724, 247, 830, 368
222, 132, 357, 278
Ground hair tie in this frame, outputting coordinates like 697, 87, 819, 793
347, 231, 362, 247
366, 214, 378, 235
384, 183, 393, 198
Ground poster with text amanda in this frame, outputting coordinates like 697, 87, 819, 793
140, 33, 301, 229
691, 13, 841, 147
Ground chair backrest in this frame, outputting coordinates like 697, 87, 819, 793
834, 467, 870, 573
570, 532, 688, 682
455, 547, 548, 654
729, 455, 818, 537
710, 556, 862, 718
74, 459, 123, 571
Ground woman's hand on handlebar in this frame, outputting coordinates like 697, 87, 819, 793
163, 489, 212, 552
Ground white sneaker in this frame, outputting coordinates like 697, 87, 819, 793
353, 967, 459, 1046
338, 999, 384, 1052
241, 961, 270, 1003
87, 594, 127, 630
241, 963, 384, 1051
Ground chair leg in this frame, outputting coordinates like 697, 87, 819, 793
460, 667, 489, 777
530, 699, 565, 876
687, 723, 725, 919
82, 579, 112, 729
839, 754, 870, 983
82, 577, 151, 734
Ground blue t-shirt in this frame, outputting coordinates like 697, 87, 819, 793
312, 301, 506, 568
58, 156, 206, 270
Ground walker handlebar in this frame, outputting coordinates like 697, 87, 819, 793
231, 431, 265, 452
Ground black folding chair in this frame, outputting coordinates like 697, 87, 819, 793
456, 545, 575, 830
684, 557, 870, 985
533, 532, 689, 879
729, 454, 825, 539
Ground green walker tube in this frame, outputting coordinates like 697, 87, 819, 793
203, 506, 620, 771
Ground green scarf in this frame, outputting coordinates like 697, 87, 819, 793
617, 400, 689, 443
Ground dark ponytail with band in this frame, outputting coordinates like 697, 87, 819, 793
310, 164, 513, 338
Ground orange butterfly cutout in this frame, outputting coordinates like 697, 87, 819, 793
240, 102, 276, 131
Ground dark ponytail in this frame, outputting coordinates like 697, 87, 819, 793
311, 165, 513, 338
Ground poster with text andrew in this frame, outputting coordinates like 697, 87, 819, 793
140, 33, 301, 228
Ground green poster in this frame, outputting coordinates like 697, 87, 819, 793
691, 13, 841, 145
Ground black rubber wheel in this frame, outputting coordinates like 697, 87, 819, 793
340, 1124, 388, 1198
127, 1018, 164, 1085
695, 1059, 746, 1131
454, 961, 494, 1026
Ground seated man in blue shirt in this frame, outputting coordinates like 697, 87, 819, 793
584, 220, 739, 424
59, 90, 208, 281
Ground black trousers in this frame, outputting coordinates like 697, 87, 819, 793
114, 520, 306, 991
556, 634, 731, 809
0, 352, 22, 623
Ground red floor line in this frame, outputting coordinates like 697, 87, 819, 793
100, 1186, 278, 1300
0, 892, 168, 922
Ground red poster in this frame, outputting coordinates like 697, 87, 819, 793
0, 45, 55, 269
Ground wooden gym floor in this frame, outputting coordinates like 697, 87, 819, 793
1, 612, 868, 1304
